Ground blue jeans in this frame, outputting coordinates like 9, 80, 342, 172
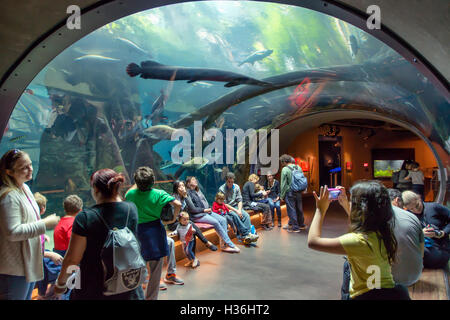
166, 236, 177, 275
193, 212, 235, 248
285, 190, 304, 230
227, 210, 252, 237
184, 240, 196, 260
267, 198, 282, 223
0, 274, 35, 300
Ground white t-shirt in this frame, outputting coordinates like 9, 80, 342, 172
406, 170, 424, 185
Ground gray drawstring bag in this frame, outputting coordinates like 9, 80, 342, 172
94, 204, 147, 296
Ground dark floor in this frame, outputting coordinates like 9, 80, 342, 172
159, 201, 349, 300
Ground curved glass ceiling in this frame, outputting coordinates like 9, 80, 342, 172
1, 1, 448, 210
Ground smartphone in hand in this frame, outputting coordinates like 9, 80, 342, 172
328, 188, 341, 201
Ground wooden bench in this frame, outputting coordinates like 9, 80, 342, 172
408, 267, 450, 300
169, 206, 288, 262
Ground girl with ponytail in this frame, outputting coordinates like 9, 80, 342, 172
55, 168, 144, 300
307, 180, 410, 300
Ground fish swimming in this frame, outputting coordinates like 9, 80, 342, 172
238, 49, 273, 66
9, 135, 26, 142
141, 125, 179, 141
65, 178, 77, 193
174, 157, 210, 179
349, 35, 359, 58
74, 55, 121, 63
126, 60, 273, 87
115, 37, 151, 57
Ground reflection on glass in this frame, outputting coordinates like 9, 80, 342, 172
0, 1, 448, 213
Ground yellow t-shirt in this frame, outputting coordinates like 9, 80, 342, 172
339, 232, 395, 299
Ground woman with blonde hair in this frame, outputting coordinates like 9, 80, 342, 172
0, 149, 60, 300
242, 174, 272, 230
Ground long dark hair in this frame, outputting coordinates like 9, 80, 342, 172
173, 180, 186, 198
400, 160, 412, 171
349, 180, 397, 265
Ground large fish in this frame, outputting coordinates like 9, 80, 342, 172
174, 157, 210, 179
115, 37, 151, 57
141, 124, 179, 141
126, 60, 273, 87
238, 49, 273, 67
74, 55, 121, 63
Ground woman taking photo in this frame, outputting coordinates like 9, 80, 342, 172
54, 168, 144, 300
307, 181, 410, 300
0, 149, 60, 300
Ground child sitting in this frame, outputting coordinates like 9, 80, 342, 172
212, 192, 237, 234
169, 212, 217, 268
253, 184, 265, 201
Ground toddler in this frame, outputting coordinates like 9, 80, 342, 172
170, 212, 217, 268
212, 192, 237, 234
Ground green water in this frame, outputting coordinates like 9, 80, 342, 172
1, 1, 447, 215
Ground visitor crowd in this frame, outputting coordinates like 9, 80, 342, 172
0, 150, 448, 300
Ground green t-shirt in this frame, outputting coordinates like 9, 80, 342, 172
339, 232, 395, 299
125, 188, 175, 224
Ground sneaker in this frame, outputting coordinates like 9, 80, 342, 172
164, 274, 184, 285
248, 233, 259, 242
159, 283, 167, 291
263, 224, 273, 231
192, 258, 200, 268
206, 241, 218, 251
287, 228, 301, 233
243, 235, 252, 245
282, 224, 291, 230
278, 223, 282, 228
222, 246, 240, 253
299, 224, 308, 230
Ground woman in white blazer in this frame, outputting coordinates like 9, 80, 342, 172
0, 149, 60, 300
